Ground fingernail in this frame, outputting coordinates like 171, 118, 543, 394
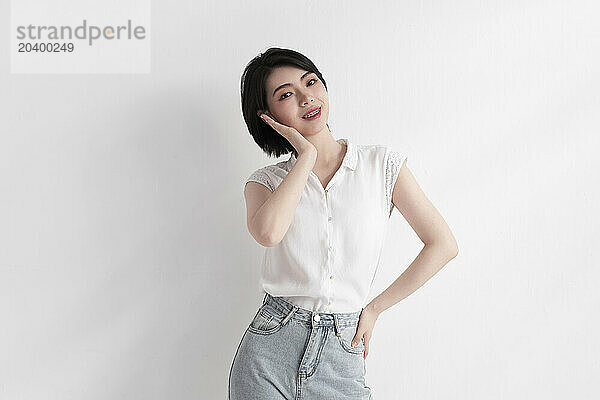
260, 114, 266, 121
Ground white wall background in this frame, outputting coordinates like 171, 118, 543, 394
1, 0, 599, 399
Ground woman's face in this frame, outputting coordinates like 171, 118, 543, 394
260, 65, 329, 136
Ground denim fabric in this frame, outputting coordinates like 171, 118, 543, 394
229, 292, 373, 399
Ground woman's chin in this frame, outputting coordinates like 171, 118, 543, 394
299, 121, 328, 133
298, 127, 325, 137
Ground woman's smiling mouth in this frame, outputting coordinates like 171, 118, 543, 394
302, 106, 321, 120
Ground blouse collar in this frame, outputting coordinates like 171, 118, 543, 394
287, 137, 357, 171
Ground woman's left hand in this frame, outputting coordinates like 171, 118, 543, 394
352, 306, 380, 359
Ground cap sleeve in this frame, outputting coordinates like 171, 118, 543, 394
384, 147, 408, 216
246, 167, 274, 192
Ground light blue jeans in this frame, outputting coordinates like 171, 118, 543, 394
229, 292, 373, 399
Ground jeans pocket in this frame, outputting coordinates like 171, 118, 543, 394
247, 304, 286, 335
337, 324, 365, 355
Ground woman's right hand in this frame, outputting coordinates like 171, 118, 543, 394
258, 112, 317, 157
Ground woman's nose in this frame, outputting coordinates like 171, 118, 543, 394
297, 88, 314, 105
300, 94, 315, 105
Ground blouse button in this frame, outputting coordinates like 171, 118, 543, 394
329, 275, 334, 280
328, 216, 332, 222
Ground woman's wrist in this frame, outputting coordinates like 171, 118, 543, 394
364, 299, 384, 317
296, 147, 317, 164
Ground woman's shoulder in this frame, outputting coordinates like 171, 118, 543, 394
352, 142, 408, 179
245, 157, 291, 191
353, 141, 399, 162
248, 158, 289, 176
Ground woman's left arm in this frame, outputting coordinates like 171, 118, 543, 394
352, 162, 459, 358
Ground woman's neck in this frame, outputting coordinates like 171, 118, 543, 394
308, 133, 345, 169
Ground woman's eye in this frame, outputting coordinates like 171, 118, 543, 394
280, 79, 318, 100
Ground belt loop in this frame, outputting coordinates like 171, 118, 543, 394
281, 305, 298, 326
262, 292, 268, 305
333, 314, 340, 336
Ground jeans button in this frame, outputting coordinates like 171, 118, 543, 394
313, 314, 320, 322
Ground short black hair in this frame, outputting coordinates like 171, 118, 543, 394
240, 47, 329, 158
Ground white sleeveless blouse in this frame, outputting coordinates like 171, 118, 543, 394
246, 137, 407, 313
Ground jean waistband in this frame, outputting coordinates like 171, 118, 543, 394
262, 292, 362, 327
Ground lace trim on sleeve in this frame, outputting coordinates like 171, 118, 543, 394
246, 169, 274, 192
385, 148, 407, 216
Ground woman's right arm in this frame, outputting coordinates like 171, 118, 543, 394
244, 113, 317, 247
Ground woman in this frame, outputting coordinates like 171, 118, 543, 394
229, 47, 459, 399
